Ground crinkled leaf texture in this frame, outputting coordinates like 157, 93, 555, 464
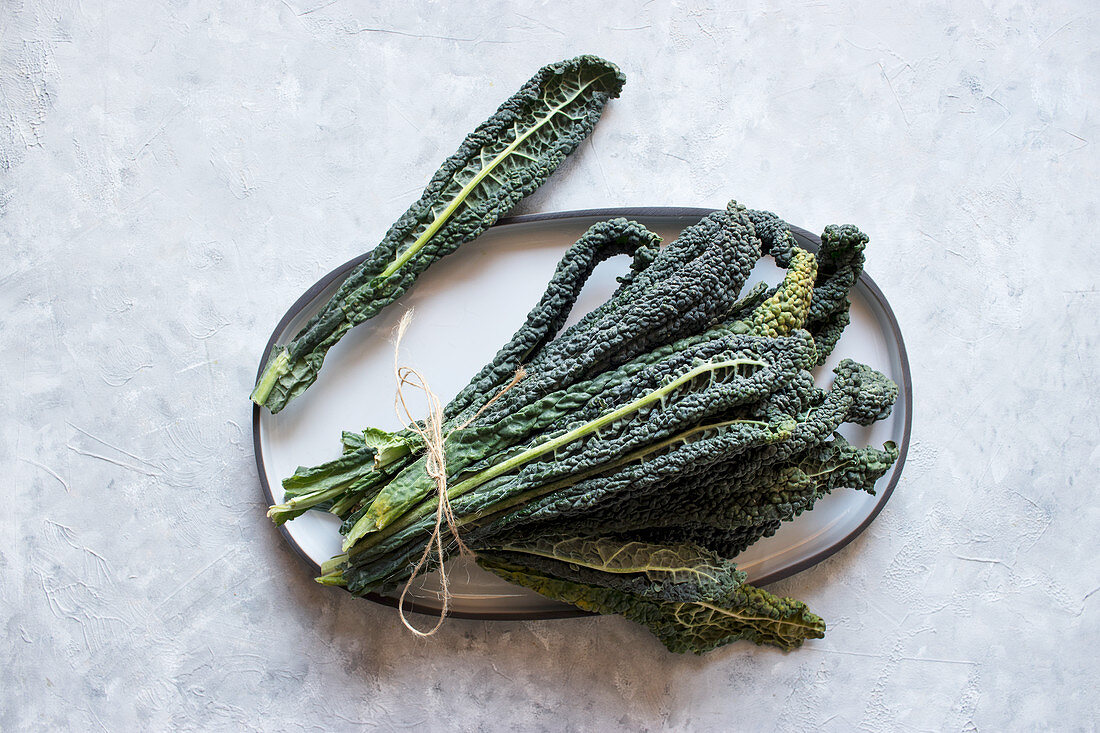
253, 55, 626, 413
478, 555, 825, 654
488, 536, 747, 604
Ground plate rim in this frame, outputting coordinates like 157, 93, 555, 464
253, 206, 912, 620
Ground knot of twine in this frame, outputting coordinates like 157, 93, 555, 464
391, 310, 524, 636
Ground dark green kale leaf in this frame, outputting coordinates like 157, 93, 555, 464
253, 55, 627, 413
478, 554, 825, 653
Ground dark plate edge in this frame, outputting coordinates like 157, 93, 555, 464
252, 206, 912, 620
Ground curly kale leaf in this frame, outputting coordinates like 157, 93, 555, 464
743, 247, 818, 339
505, 434, 899, 558
463, 202, 766, 428
743, 209, 869, 364
477, 555, 825, 653
482, 536, 747, 604
805, 224, 869, 363
252, 55, 626, 413
447, 217, 662, 420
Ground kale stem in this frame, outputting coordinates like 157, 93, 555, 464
801, 460, 850, 480
267, 482, 350, 525
251, 348, 290, 405
329, 491, 363, 518
316, 570, 346, 586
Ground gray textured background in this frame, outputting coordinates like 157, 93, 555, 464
3, 1, 1098, 730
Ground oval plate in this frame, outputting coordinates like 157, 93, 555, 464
254, 208, 911, 619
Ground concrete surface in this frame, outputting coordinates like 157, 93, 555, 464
3, 1, 1098, 730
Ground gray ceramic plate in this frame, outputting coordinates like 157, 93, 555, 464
253, 208, 911, 619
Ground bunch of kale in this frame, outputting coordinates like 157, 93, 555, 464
270, 204, 899, 653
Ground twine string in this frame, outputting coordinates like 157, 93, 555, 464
390, 310, 523, 636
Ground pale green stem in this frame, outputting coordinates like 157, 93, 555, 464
251, 348, 290, 405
